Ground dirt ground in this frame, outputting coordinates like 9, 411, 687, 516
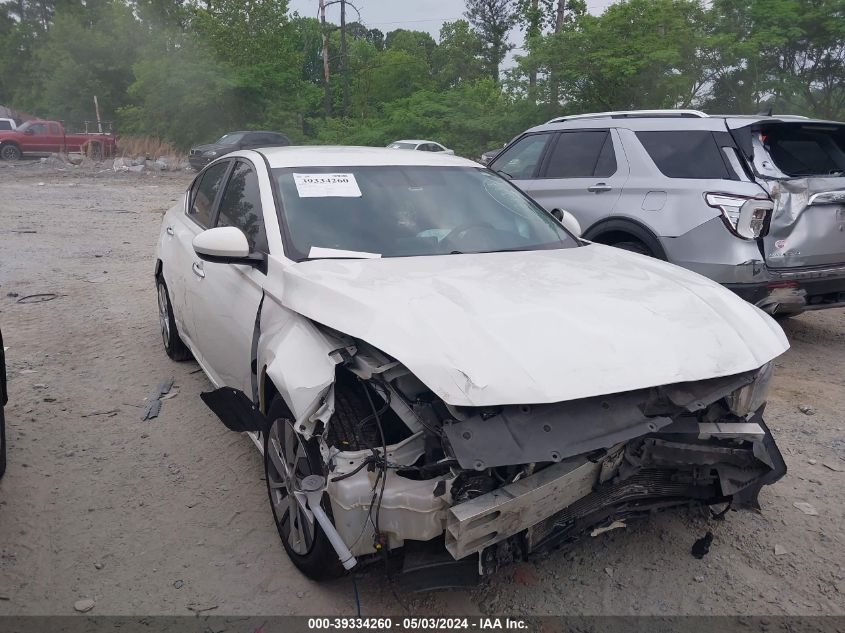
0, 163, 843, 617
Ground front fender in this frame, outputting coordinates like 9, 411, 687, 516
258, 298, 341, 428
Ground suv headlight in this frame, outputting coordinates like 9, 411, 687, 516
202, 150, 218, 158
726, 362, 773, 417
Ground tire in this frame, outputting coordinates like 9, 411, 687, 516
264, 396, 345, 581
0, 405, 6, 479
156, 276, 192, 361
613, 240, 652, 257
1, 144, 22, 161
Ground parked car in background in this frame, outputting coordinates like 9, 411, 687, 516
0, 120, 116, 161
491, 110, 845, 316
1, 328, 7, 478
0, 118, 17, 131
189, 131, 291, 170
155, 146, 787, 585
388, 139, 454, 154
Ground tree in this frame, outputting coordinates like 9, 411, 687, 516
464, 0, 515, 81
433, 20, 485, 89
707, 0, 845, 119
537, 0, 710, 111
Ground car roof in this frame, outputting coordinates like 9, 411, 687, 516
224, 130, 287, 135
392, 139, 441, 145
527, 112, 843, 134
257, 146, 476, 169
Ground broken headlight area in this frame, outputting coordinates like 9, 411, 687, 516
313, 345, 784, 581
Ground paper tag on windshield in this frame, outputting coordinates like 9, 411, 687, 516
293, 173, 361, 198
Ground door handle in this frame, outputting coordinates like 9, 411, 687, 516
166, 226, 174, 236
587, 183, 612, 193
192, 261, 205, 278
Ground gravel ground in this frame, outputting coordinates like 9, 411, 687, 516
0, 165, 843, 616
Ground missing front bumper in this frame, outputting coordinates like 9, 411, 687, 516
444, 415, 785, 562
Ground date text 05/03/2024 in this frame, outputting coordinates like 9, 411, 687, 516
306, 617, 529, 630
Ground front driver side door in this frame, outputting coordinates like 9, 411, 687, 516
187, 159, 269, 393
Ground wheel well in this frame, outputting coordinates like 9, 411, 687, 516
1, 141, 20, 150
583, 219, 667, 260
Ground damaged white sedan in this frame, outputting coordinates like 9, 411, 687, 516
155, 147, 789, 584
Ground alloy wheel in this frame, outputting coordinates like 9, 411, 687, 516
157, 283, 171, 348
265, 419, 316, 555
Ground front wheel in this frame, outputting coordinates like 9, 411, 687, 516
613, 240, 652, 256
156, 276, 192, 361
264, 397, 344, 580
0, 144, 22, 161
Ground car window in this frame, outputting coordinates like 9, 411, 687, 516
267, 133, 290, 146
272, 165, 578, 261
217, 132, 244, 145
388, 142, 417, 150
188, 162, 229, 228
429, 144, 445, 152
489, 133, 552, 180
29, 123, 46, 135
49, 123, 59, 134
241, 133, 261, 146
216, 161, 268, 254
636, 131, 733, 179
760, 126, 845, 177
544, 131, 616, 178
0, 121, 13, 131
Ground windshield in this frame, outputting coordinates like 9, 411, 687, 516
388, 142, 417, 150
216, 132, 245, 145
272, 166, 578, 261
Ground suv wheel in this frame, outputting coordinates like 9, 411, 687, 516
613, 240, 652, 257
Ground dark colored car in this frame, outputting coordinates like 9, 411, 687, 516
1, 328, 6, 478
189, 131, 291, 170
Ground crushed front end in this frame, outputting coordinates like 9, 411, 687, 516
319, 340, 786, 578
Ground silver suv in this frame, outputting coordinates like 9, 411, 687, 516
489, 110, 845, 315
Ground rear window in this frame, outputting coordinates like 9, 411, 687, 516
637, 131, 733, 179
761, 126, 845, 177
0, 121, 12, 131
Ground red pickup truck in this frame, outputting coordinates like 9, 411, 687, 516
0, 120, 117, 161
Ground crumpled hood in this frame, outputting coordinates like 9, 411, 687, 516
279, 244, 788, 407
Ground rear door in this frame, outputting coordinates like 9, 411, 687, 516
519, 129, 628, 227
729, 120, 845, 268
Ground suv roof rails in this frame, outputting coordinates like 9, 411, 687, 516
546, 109, 709, 124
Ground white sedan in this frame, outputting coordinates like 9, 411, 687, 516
387, 139, 454, 154
155, 146, 788, 583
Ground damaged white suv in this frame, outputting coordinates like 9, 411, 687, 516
155, 146, 789, 583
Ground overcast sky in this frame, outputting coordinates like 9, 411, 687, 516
287, 0, 616, 47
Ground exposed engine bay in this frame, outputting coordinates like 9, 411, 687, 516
204, 328, 786, 581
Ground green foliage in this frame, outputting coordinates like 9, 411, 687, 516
1, 0, 845, 157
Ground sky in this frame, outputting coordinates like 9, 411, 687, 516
287, 0, 616, 57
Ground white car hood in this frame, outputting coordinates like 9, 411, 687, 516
279, 244, 788, 407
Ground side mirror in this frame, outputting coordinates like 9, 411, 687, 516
193, 226, 256, 264
551, 208, 582, 238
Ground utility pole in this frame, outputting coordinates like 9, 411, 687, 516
340, 0, 349, 115
319, 0, 332, 117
